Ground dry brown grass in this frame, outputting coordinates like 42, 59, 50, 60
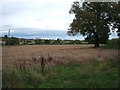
2, 45, 118, 67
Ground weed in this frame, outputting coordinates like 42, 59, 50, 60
2, 59, 118, 88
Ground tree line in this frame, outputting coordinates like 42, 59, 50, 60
1, 35, 85, 45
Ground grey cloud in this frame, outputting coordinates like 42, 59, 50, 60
1, 1, 67, 17
2, 2, 32, 17
0, 25, 13, 30
0, 0, 81, 32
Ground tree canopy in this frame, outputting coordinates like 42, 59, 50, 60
68, 1, 120, 47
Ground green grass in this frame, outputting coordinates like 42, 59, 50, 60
2, 59, 118, 88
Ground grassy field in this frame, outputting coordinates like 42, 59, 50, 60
2, 45, 119, 88
2, 45, 118, 66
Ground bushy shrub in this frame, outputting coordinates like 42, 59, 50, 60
35, 39, 42, 45
44, 40, 51, 44
5, 37, 20, 45
105, 38, 120, 49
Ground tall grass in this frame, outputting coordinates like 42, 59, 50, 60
2, 59, 118, 88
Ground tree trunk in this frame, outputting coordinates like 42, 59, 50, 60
94, 33, 100, 48
95, 43, 100, 48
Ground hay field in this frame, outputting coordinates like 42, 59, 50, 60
2, 45, 118, 67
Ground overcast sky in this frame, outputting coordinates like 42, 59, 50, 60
1, 0, 79, 31
0, 0, 118, 40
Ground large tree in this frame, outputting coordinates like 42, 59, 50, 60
68, 1, 120, 47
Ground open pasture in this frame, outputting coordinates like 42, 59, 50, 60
2, 45, 119, 88
2, 45, 118, 67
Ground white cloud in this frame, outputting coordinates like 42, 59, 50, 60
1, 0, 78, 31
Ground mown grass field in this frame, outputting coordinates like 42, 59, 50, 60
2, 45, 119, 88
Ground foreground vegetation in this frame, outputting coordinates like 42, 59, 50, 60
3, 59, 118, 88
